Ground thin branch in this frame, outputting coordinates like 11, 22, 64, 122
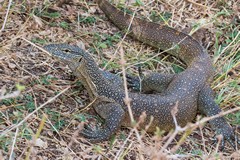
119, 45, 144, 159
120, 46, 134, 123
21, 37, 52, 56
9, 127, 18, 160
0, 0, 12, 32
161, 105, 240, 153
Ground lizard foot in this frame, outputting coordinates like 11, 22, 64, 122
80, 124, 111, 142
215, 125, 240, 151
80, 102, 125, 142
198, 85, 240, 150
126, 74, 141, 91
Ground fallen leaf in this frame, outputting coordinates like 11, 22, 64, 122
35, 138, 48, 149
32, 14, 44, 27
8, 62, 16, 69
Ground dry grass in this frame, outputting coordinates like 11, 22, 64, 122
0, 0, 240, 159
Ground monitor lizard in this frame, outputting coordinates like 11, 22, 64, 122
43, 0, 239, 149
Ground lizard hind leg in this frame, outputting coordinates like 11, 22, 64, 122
127, 73, 175, 93
198, 84, 240, 150
80, 102, 125, 142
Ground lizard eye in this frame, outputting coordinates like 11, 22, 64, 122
62, 48, 71, 53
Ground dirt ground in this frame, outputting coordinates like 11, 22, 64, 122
0, 0, 240, 159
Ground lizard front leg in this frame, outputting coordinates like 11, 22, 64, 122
101, 70, 123, 88
81, 102, 125, 142
198, 84, 239, 150
127, 73, 175, 93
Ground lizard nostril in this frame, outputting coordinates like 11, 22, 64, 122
78, 57, 83, 62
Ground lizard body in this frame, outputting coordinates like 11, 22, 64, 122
43, 0, 239, 148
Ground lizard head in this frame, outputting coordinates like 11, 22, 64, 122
44, 43, 93, 72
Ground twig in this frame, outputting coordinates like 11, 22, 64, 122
0, 0, 12, 32
9, 127, 19, 160
114, 129, 134, 160
119, 46, 134, 123
199, 121, 207, 153
192, 107, 240, 129
214, 135, 223, 154
119, 45, 144, 159
186, 0, 207, 8
118, 31, 192, 74
103, 8, 136, 70
25, 115, 47, 160
160, 102, 183, 152
78, 97, 98, 112
161, 105, 240, 153
12, 59, 37, 78
21, 37, 52, 56
185, 0, 218, 11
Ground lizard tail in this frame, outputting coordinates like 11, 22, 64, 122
96, 0, 210, 66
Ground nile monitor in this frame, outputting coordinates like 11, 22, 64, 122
43, 0, 239, 149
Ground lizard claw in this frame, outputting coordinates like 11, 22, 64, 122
224, 132, 240, 150
215, 126, 240, 150
80, 103, 124, 142
126, 74, 141, 91
80, 124, 111, 142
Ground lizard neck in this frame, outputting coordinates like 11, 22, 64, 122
72, 54, 121, 100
